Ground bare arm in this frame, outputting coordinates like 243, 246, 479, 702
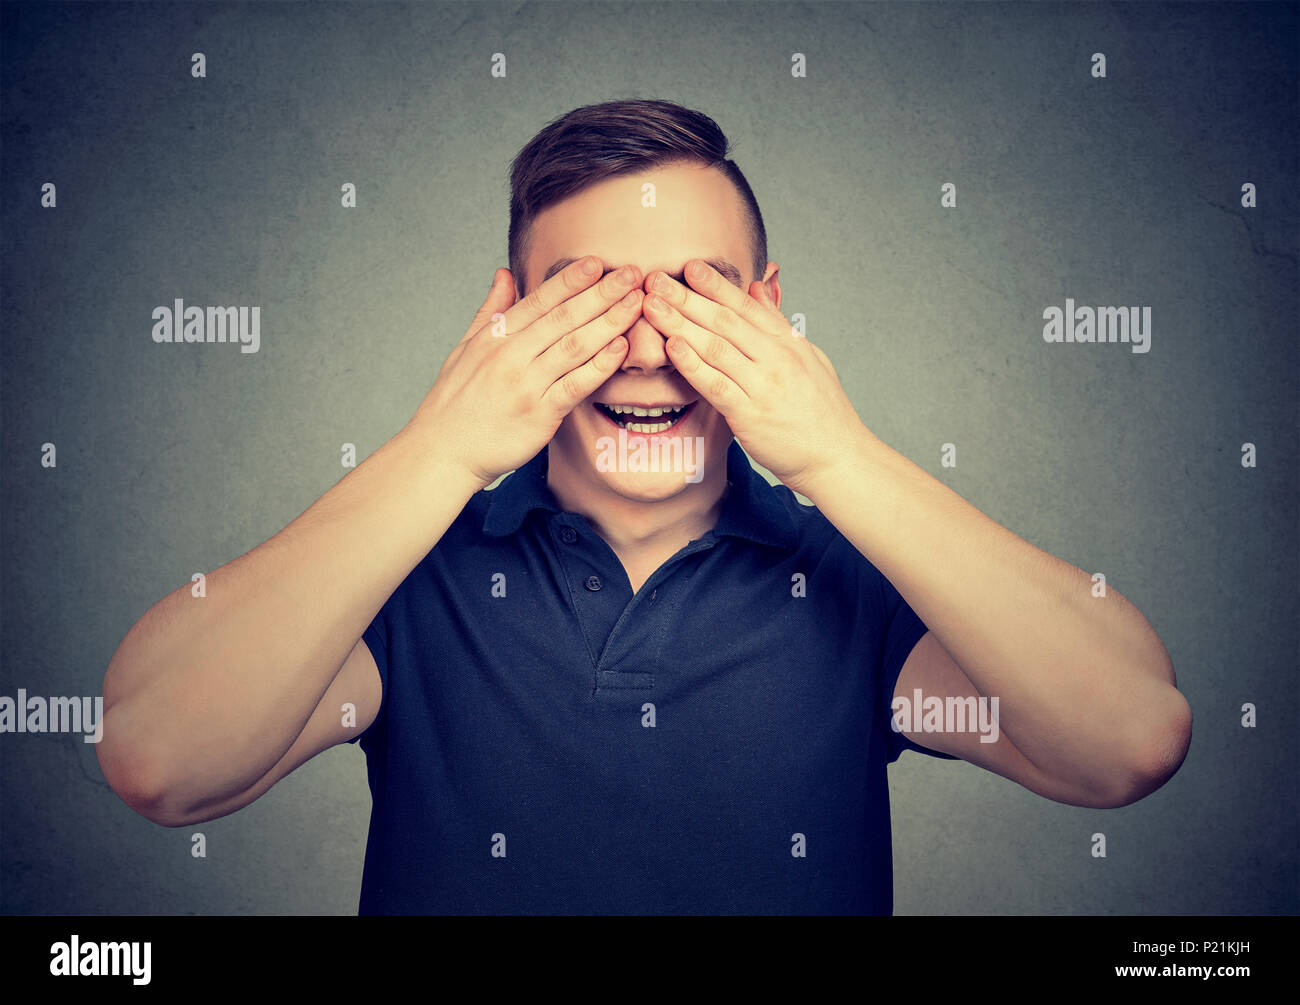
97, 257, 646, 826
810, 428, 1191, 805
96, 426, 482, 825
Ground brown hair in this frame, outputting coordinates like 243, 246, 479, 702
508, 99, 768, 294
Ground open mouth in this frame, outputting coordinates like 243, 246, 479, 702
593, 400, 697, 434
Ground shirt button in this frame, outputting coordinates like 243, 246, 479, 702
560, 526, 578, 544
584, 575, 602, 592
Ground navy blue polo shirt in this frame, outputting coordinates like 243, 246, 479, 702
348, 437, 956, 914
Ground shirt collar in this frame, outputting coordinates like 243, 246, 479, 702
482, 438, 799, 552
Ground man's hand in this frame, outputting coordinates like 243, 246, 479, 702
641, 260, 868, 497
406, 258, 643, 490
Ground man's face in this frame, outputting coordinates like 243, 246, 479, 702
522, 161, 769, 504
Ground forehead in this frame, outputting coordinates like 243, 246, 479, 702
525, 161, 750, 290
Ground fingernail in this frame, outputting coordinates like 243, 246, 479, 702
621, 289, 641, 307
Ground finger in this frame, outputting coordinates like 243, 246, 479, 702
534, 287, 644, 385
673, 259, 790, 338
543, 333, 631, 414
644, 268, 769, 363
696, 263, 786, 334
643, 293, 760, 395
663, 329, 743, 417
519, 264, 644, 358
499, 255, 607, 335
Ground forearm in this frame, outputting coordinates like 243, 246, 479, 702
804, 425, 1188, 785
98, 420, 483, 803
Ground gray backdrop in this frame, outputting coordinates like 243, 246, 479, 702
2, 0, 1295, 915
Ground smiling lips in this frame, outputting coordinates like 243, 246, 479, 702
594, 400, 697, 434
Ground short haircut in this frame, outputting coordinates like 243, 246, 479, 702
508, 99, 768, 295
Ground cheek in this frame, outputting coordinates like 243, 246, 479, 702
554, 409, 586, 437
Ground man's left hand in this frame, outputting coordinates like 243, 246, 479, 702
642, 259, 869, 497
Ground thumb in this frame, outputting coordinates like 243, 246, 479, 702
488, 268, 522, 310
465, 268, 516, 340
485, 267, 515, 304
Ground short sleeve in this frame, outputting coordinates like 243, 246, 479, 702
345, 606, 389, 745
873, 567, 961, 764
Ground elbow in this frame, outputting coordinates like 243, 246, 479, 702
96, 717, 191, 828
1100, 686, 1193, 808
101, 755, 185, 827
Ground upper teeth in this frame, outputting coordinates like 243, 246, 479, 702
606, 404, 679, 417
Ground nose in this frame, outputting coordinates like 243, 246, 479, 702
618, 308, 674, 374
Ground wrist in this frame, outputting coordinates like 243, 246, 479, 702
797, 423, 885, 506
392, 420, 492, 499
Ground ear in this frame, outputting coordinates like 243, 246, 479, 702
750, 263, 781, 311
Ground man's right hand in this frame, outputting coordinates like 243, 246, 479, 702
98, 260, 652, 828
406, 256, 645, 490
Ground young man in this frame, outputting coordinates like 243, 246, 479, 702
98, 99, 1192, 914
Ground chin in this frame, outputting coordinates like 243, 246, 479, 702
594, 466, 699, 502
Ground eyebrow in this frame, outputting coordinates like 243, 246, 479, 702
540, 256, 746, 289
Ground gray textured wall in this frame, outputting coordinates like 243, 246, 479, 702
2, 0, 1295, 915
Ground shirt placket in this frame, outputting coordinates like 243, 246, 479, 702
549, 514, 718, 694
